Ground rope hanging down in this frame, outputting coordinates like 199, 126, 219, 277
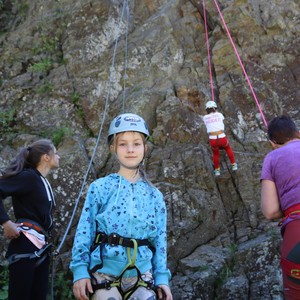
202, 0, 215, 102
51, 0, 129, 300
50, 1, 130, 298
203, 0, 268, 128
122, 0, 129, 113
55, 0, 129, 256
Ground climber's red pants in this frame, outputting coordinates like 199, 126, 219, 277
209, 137, 235, 169
281, 219, 300, 299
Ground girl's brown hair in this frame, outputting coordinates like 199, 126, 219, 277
1, 139, 54, 178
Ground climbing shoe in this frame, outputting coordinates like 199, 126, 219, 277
214, 168, 221, 176
232, 163, 238, 171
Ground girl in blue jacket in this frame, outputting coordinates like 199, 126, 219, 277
70, 113, 172, 300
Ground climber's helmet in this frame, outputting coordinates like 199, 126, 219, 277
107, 113, 150, 144
205, 101, 218, 110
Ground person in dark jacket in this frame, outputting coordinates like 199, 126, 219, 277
0, 139, 60, 300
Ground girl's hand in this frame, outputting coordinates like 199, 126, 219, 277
157, 285, 173, 300
73, 278, 93, 300
2, 220, 23, 240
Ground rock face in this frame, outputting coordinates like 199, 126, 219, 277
0, 0, 299, 298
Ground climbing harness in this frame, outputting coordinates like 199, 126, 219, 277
202, 0, 268, 128
281, 240, 300, 283
17, 218, 48, 236
90, 235, 156, 299
90, 232, 152, 273
209, 130, 224, 136
281, 256, 300, 281
6, 219, 53, 267
278, 203, 300, 230
6, 242, 53, 267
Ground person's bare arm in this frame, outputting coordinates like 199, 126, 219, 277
261, 179, 283, 219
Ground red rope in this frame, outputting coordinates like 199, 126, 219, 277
211, 0, 268, 128
202, 0, 215, 102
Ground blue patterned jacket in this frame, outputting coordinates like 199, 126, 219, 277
70, 173, 171, 286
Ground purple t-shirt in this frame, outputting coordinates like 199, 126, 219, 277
261, 140, 300, 212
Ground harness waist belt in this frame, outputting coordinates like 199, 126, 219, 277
278, 203, 300, 227
209, 130, 224, 136
283, 203, 300, 217
94, 232, 150, 248
6, 243, 52, 266
17, 218, 47, 235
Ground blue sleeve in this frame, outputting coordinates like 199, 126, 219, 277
70, 181, 101, 282
151, 191, 171, 286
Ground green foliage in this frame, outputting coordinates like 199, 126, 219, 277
29, 58, 53, 73
51, 127, 72, 146
0, 108, 16, 133
228, 243, 238, 256
76, 108, 84, 120
71, 92, 85, 120
50, 271, 74, 300
214, 264, 233, 289
0, 266, 75, 300
213, 243, 238, 295
15, 1, 29, 17
32, 33, 60, 56
0, 265, 8, 300
41, 33, 59, 53
251, 142, 259, 152
35, 82, 54, 94
197, 265, 209, 272
71, 92, 80, 105
148, 135, 154, 143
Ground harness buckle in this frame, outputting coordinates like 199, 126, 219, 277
291, 269, 300, 279
104, 279, 112, 290
34, 251, 41, 258
108, 233, 122, 246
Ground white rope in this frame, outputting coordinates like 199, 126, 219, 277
56, 0, 129, 254
122, 0, 129, 113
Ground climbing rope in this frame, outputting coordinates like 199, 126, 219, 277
55, 0, 129, 257
122, 0, 129, 113
50, 1, 130, 299
203, 0, 268, 128
202, 0, 215, 102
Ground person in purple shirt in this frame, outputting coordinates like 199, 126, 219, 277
261, 115, 300, 300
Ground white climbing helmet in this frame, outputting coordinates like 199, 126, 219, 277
108, 113, 149, 143
205, 101, 218, 109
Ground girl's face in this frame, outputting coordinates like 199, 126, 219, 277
111, 131, 146, 170
46, 147, 60, 169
